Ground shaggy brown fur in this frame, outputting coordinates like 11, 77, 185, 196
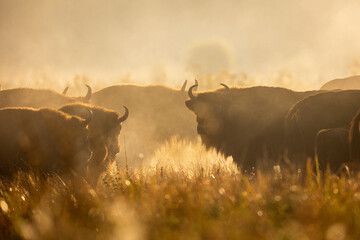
0, 107, 91, 177
285, 90, 360, 168
320, 75, 360, 90
91, 82, 197, 163
185, 85, 320, 171
59, 103, 128, 185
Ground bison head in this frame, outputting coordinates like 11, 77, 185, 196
59, 103, 129, 185
103, 106, 129, 159
185, 84, 226, 146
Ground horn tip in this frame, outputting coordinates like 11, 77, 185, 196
220, 83, 230, 90
63, 86, 69, 95
119, 105, 129, 122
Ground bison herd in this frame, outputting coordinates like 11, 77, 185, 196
186, 76, 360, 173
1, 75, 360, 185
0, 85, 128, 185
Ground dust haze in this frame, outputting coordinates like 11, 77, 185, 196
1, 0, 360, 90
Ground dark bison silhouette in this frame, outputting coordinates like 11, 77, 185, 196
320, 75, 360, 90
90, 81, 198, 164
350, 110, 360, 164
286, 90, 360, 169
0, 85, 91, 108
0, 107, 92, 178
59, 103, 129, 185
185, 84, 320, 171
315, 127, 349, 172
315, 109, 360, 173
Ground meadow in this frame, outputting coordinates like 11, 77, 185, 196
0, 138, 358, 240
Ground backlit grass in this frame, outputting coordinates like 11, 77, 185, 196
1, 138, 360, 240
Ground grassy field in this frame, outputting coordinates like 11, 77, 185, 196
0, 138, 359, 240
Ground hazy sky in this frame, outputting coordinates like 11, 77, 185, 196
1, 0, 360, 90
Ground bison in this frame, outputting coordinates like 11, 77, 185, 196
90, 81, 198, 164
315, 109, 360, 173
0, 85, 91, 109
0, 107, 92, 178
285, 90, 360, 168
320, 75, 360, 90
185, 84, 321, 171
59, 103, 129, 185
350, 110, 360, 164
315, 128, 349, 172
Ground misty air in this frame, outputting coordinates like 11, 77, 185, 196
1, 1, 360, 239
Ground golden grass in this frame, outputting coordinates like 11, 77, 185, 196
1, 138, 360, 239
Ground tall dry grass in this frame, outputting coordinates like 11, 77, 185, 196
1, 138, 360, 239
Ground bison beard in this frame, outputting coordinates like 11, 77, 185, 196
185, 85, 320, 171
59, 103, 129, 186
0, 107, 91, 178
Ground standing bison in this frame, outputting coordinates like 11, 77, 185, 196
315, 109, 360, 173
0, 85, 91, 108
286, 90, 360, 168
0, 107, 92, 178
320, 75, 360, 90
350, 110, 360, 164
90, 81, 198, 164
59, 103, 129, 185
315, 128, 349, 172
185, 84, 320, 171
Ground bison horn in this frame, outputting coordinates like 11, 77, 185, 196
194, 79, 198, 91
63, 86, 69, 95
188, 84, 198, 100
118, 106, 129, 123
84, 84, 92, 103
220, 83, 230, 91
181, 80, 187, 92
83, 108, 93, 126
